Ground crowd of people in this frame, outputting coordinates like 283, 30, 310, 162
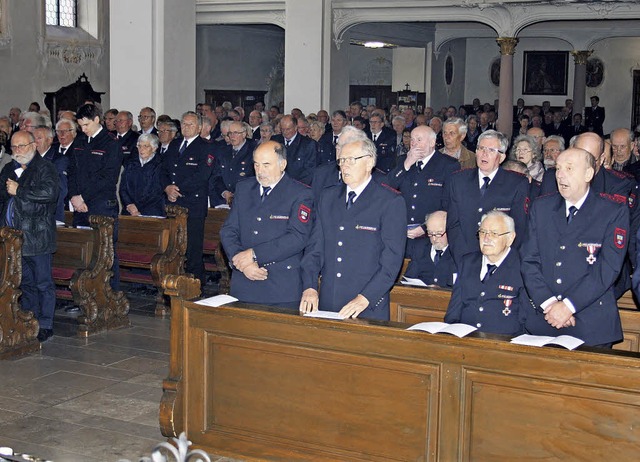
1, 94, 638, 348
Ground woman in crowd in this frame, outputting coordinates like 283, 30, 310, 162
397, 128, 412, 157
119, 134, 166, 217
464, 115, 480, 152
258, 122, 274, 145
510, 134, 544, 183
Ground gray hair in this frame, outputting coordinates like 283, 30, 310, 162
478, 129, 509, 154
259, 122, 274, 134
543, 135, 565, 151
481, 210, 515, 233
22, 111, 46, 127
511, 134, 541, 162
341, 138, 378, 164
34, 125, 54, 140
56, 117, 77, 131
158, 120, 178, 133
337, 125, 369, 147
181, 111, 202, 126
443, 117, 468, 136
137, 133, 159, 150
308, 120, 325, 135
392, 115, 406, 125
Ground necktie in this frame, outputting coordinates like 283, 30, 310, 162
346, 191, 356, 210
117, 134, 122, 140
434, 249, 443, 265
373, 134, 378, 142
87, 137, 92, 143
285, 139, 291, 147
417, 160, 424, 170
160, 147, 166, 155
567, 205, 578, 224
232, 149, 239, 158
480, 176, 490, 196
483, 264, 497, 283
333, 135, 338, 145
179, 139, 188, 154
261, 186, 271, 203
60, 147, 66, 156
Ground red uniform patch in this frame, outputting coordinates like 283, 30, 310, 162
298, 204, 311, 223
629, 193, 636, 209
524, 196, 530, 214
207, 154, 215, 166
615, 228, 626, 249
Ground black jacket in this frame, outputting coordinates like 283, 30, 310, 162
0, 153, 59, 256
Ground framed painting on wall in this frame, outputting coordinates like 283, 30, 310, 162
522, 51, 568, 95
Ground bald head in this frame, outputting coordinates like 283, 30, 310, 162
573, 132, 604, 172
555, 147, 595, 203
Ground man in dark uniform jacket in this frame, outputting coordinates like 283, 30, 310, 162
300, 139, 407, 321
584, 96, 605, 136
272, 115, 316, 185
212, 120, 255, 206
386, 125, 460, 255
221, 141, 314, 308
522, 148, 628, 347
540, 132, 639, 297
161, 111, 214, 286
115, 111, 140, 162
443, 130, 529, 264
0, 131, 59, 342
404, 211, 456, 288
69, 104, 123, 289
445, 211, 527, 335
368, 113, 397, 173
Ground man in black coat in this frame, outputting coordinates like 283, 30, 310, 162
115, 111, 140, 162
272, 115, 316, 185
368, 113, 397, 173
584, 96, 605, 136
0, 131, 58, 342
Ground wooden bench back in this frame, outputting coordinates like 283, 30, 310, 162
117, 216, 170, 255
55, 227, 95, 270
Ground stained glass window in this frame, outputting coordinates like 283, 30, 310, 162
45, 0, 77, 28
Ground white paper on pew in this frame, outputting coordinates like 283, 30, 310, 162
56, 220, 65, 227
407, 322, 477, 338
401, 276, 428, 287
303, 310, 347, 320
195, 294, 238, 307
215, 204, 231, 209
75, 225, 91, 229
510, 334, 584, 350
139, 215, 166, 219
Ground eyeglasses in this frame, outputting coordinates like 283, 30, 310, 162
336, 154, 372, 166
476, 145, 504, 155
611, 145, 629, 152
157, 129, 172, 134
477, 229, 511, 239
138, 115, 154, 120
228, 131, 245, 136
11, 142, 34, 150
543, 147, 560, 153
427, 231, 446, 238
56, 129, 75, 134
515, 148, 532, 154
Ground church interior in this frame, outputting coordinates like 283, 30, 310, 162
2, 0, 640, 461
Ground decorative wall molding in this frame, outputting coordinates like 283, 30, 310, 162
45, 41, 103, 75
196, 0, 286, 27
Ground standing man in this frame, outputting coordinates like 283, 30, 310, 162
441, 117, 476, 168
368, 112, 397, 173
68, 103, 123, 289
220, 141, 314, 308
0, 131, 58, 342
138, 107, 158, 135
300, 139, 407, 321
248, 110, 262, 141
272, 115, 316, 185
115, 111, 140, 161
585, 96, 605, 136
522, 148, 628, 347
160, 111, 214, 286
445, 211, 527, 335
443, 130, 529, 263
213, 120, 255, 205
34, 126, 68, 222
386, 125, 459, 254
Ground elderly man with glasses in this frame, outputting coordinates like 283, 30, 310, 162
300, 138, 406, 321
443, 130, 529, 264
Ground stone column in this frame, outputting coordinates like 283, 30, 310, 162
284, 0, 327, 114
570, 50, 592, 119
495, 37, 518, 140
109, 0, 196, 116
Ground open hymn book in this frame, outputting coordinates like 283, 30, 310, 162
406, 322, 477, 338
510, 334, 584, 350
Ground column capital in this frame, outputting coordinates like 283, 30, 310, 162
571, 50, 593, 65
496, 37, 518, 56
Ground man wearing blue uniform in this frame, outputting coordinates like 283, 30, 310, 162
221, 141, 314, 308
443, 130, 529, 264
213, 120, 255, 206
445, 211, 527, 335
300, 139, 407, 321
369, 113, 397, 173
161, 111, 214, 286
386, 125, 460, 256
69, 103, 123, 289
521, 148, 628, 347
272, 115, 316, 185
404, 210, 456, 288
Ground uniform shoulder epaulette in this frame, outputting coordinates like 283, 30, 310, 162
452, 166, 475, 175
292, 178, 311, 189
379, 182, 401, 194
607, 168, 634, 180
600, 192, 627, 204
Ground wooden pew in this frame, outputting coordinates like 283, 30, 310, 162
117, 205, 188, 316
390, 284, 640, 352
160, 274, 640, 461
54, 215, 130, 337
203, 207, 230, 294
0, 227, 40, 358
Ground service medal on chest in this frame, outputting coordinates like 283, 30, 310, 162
502, 299, 512, 316
578, 242, 602, 265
